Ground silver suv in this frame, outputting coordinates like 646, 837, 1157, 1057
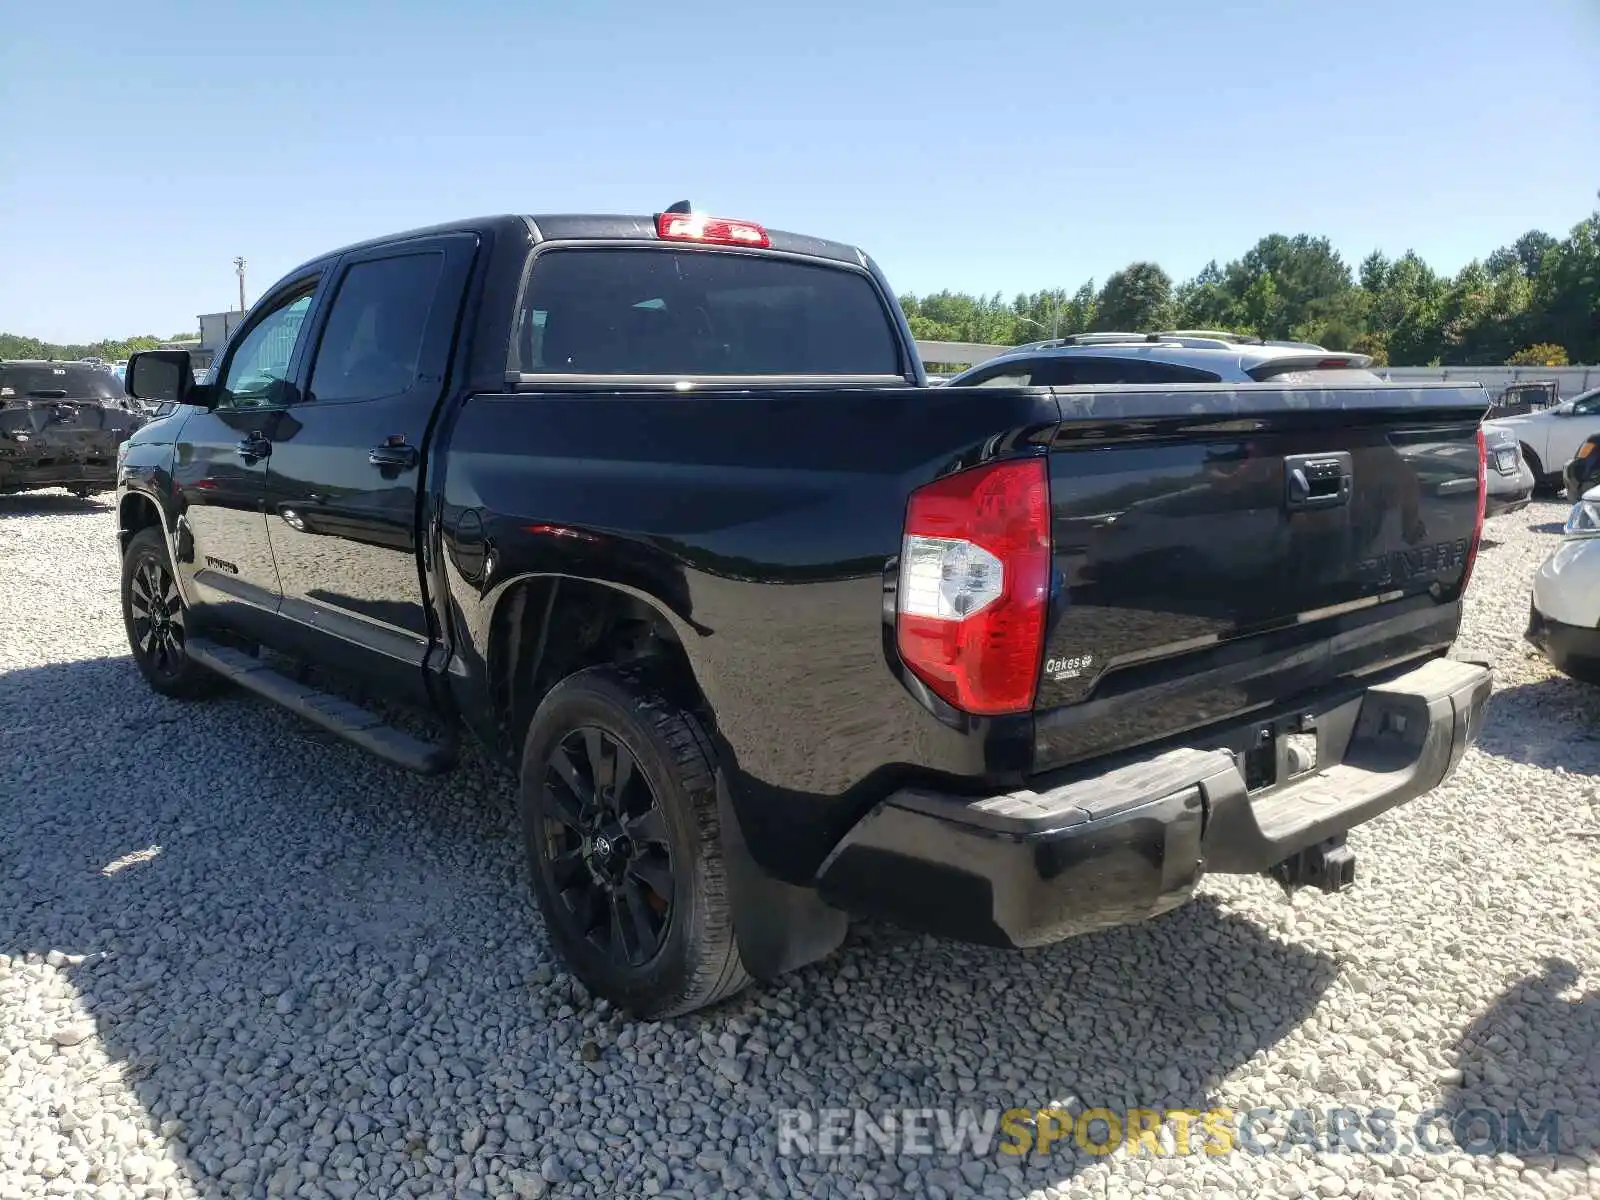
946, 331, 1381, 387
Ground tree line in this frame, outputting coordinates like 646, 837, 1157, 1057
902, 207, 1599, 369
7, 206, 1596, 371
0, 332, 199, 363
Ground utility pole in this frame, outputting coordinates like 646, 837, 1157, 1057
234, 257, 247, 313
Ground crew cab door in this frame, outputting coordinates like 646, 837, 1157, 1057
261, 233, 477, 706
174, 274, 323, 640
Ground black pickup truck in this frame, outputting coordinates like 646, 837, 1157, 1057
118, 208, 1493, 1016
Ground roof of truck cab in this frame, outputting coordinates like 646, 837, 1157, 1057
287, 213, 868, 277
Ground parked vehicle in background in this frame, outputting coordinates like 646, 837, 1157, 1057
0, 360, 146, 497
117, 208, 1492, 1016
1485, 386, 1600, 490
1485, 380, 1559, 420
1528, 485, 1600, 683
1483, 425, 1535, 516
945, 332, 1382, 387
1563, 434, 1600, 502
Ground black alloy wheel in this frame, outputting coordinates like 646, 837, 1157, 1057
121, 526, 218, 698
540, 726, 675, 969
128, 553, 187, 680
517, 665, 751, 1017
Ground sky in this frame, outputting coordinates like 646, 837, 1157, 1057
4, 0, 1596, 343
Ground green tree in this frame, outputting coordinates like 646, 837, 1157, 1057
1507, 343, 1570, 367
1526, 212, 1600, 365
1172, 260, 1233, 330
1092, 262, 1174, 332
1223, 234, 1355, 340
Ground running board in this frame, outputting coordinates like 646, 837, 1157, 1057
185, 637, 457, 775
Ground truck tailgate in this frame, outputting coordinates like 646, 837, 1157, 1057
1034, 383, 1488, 770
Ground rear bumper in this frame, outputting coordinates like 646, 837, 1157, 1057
1526, 602, 1600, 672
1485, 459, 1534, 516
815, 656, 1492, 948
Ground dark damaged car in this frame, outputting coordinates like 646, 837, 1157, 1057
0, 361, 147, 498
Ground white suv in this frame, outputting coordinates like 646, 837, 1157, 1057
946, 332, 1382, 388
1486, 387, 1600, 488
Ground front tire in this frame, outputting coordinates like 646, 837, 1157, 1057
121, 527, 218, 699
518, 666, 751, 1018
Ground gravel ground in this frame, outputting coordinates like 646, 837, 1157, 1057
1, 491, 1597, 1200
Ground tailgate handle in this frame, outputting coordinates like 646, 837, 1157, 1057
1284, 452, 1352, 512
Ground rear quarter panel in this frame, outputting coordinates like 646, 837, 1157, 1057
434, 385, 1059, 879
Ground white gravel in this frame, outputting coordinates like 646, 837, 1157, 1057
1, 491, 1597, 1200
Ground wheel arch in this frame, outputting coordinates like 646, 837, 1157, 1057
489, 572, 849, 982
1519, 442, 1545, 483
118, 488, 165, 553
485, 573, 713, 763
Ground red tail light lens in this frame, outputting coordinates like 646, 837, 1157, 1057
655, 212, 770, 249
896, 457, 1051, 715
1460, 426, 1488, 595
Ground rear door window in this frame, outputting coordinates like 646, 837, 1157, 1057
515, 248, 903, 377
308, 252, 445, 402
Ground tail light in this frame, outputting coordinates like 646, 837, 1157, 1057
895, 457, 1051, 715
1460, 426, 1488, 595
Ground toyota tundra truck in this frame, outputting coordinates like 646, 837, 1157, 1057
115, 207, 1493, 1016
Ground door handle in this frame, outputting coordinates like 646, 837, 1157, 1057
1284, 452, 1352, 512
236, 431, 271, 460
369, 441, 419, 471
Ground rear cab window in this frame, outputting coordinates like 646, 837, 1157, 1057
512, 248, 905, 379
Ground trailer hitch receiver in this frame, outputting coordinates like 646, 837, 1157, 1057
1268, 836, 1356, 895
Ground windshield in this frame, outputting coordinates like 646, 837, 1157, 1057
0, 363, 126, 402
514, 248, 903, 377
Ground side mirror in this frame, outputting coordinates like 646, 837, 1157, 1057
126, 351, 196, 405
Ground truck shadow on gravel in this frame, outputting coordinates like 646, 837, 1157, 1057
1441, 958, 1599, 1168
1473, 676, 1600, 773
0, 491, 113, 518
2, 655, 1341, 1199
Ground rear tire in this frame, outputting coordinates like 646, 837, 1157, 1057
518, 665, 752, 1018
122, 527, 219, 699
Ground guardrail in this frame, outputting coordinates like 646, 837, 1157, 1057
917, 341, 1012, 367
1375, 366, 1600, 396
